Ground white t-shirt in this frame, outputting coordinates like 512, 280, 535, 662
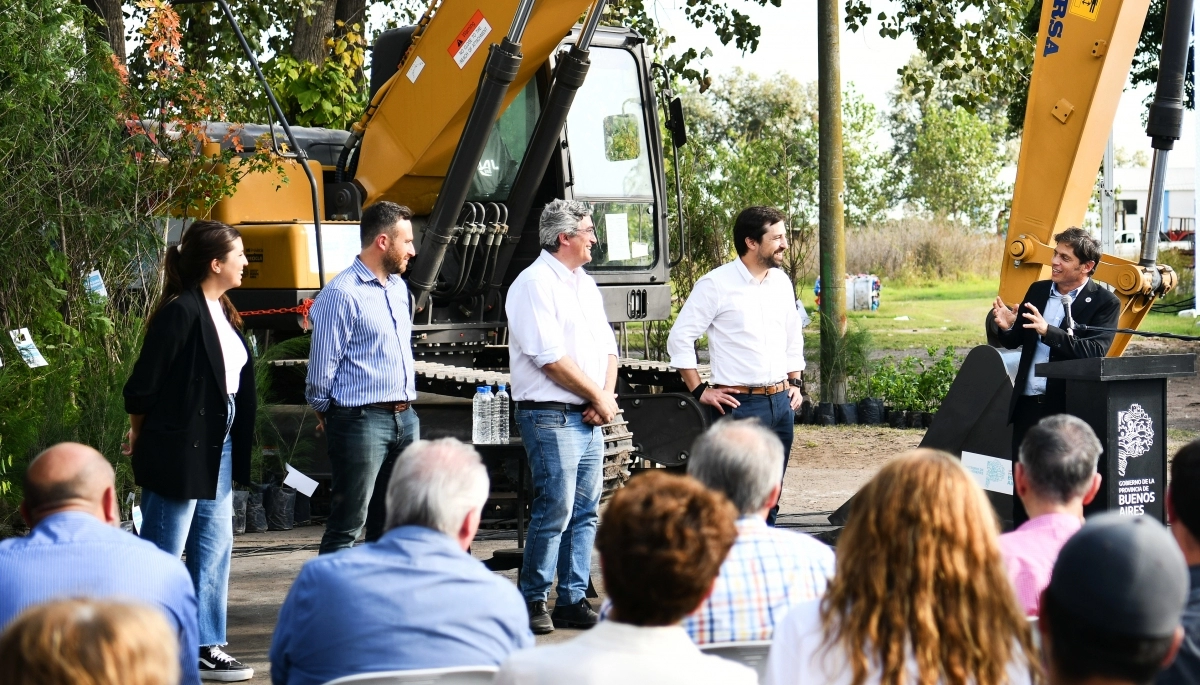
206, 298, 248, 394
765, 601, 1035, 685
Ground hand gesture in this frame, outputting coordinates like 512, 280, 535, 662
992, 296, 1017, 331
1021, 302, 1049, 336
699, 386, 741, 415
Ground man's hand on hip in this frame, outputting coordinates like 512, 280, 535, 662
700, 387, 741, 415
786, 386, 803, 411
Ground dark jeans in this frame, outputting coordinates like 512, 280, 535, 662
320, 405, 419, 554
713, 392, 794, 525
1010, 393, 1064, 527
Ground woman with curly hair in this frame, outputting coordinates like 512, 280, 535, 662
765, 449, 1040, 685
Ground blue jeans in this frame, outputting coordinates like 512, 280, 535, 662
320, 405, 419, 554
140, 435, 234, 647
516, 409, 602, 605
718, 392, 794, 525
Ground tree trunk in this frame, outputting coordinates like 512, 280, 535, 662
334, 0, 367, 32
291, 0, 338, 66
817, 0, 847, 404
80, 0, 126, 64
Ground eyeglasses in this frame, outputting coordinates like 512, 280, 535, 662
572, 227, 597, 237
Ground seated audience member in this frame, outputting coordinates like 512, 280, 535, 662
0, 598, 180, 685
270, 438, 533, 685
1157, 440, 1200, 685
1041, 514, 1188, 685
765, 449, 1038, 685
0, 443, 198, 684
683, 419, 835, 642
1000, 414, 1103, 616
495, 471, 756, 685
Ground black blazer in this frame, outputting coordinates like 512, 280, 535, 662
123, 288, 255, 500
998, 279, 1120, 419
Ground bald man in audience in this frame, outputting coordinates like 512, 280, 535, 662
0, 442, 199, 684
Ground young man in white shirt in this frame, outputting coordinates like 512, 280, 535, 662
667, 206, 806, 524
506, 199, 619, 635
494, 471, 756, 685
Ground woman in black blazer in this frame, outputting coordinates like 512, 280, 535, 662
123, 220, 256, 681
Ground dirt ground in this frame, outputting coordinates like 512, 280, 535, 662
226, 339, 1200, 682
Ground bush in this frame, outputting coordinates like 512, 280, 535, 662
864, 346, 961, 412
846, 219, 1003, 282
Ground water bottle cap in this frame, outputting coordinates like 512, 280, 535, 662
497, 383, 506, 391
477, 386, 488, 393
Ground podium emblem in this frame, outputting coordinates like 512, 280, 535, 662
1117, 404, 1154, 477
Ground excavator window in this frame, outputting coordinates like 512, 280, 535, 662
467, 78, 542, 202
569, 47, 657, 271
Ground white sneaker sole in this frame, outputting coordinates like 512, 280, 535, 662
199, 667, 254, 682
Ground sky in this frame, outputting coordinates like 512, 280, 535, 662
647, 0, 1197, 169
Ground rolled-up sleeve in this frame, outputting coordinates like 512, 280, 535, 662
305, 288, 356, 412
508, 280, 566, 367
784, 283, 806, 372
668, 278, 718, 370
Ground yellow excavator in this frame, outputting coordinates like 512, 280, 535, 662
193, 0, 708, 500
906, 0, 1195, 531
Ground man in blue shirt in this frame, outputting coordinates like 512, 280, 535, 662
306, 201, 420, 554
270, 438, 533, 685
0, 442, 199, 684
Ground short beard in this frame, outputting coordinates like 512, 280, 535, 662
758, 250, 783, 270
382, 248, 407, 275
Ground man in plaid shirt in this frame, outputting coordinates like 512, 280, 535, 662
681, 419, 835, 643
595, 420, 834, 640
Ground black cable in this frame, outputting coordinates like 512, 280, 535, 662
1075, 323, 1200, 342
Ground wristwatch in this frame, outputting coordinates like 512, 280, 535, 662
787, 378, 803, 389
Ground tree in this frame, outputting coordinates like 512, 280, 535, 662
904, 106, 1006, 227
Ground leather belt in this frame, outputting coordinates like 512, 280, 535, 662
713, 380, 789, 396
367, 401, 411, 413
516, 401, 588, 413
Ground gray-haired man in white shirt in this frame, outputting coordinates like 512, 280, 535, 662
667, 206, 805, 525
506, 199, 619, 635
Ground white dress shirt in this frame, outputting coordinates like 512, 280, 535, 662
668, 259, 805, 386
764, 601, 1034, 685
1022, 280, 1087, 396
506, 250, 618, 404
205, 297, 248, 394
494, 620, 757, 685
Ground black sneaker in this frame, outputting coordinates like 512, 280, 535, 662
551, 598, 598, 629
199, 646, 254, 681
527, 600, 554, 635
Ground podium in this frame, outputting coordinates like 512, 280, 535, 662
1037, 354, 1194, 521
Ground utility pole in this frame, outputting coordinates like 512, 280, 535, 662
818, 0, 847, 404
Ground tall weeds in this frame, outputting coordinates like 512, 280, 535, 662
845, 219, 1003, 282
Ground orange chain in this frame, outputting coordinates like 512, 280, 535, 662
238, 298, 316, 329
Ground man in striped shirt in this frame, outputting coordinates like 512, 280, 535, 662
682, 420, 835, 643
306, 201, 419, 554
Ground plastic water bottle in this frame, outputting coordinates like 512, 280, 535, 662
493, 383, 510, 444
472, 387, 493, 444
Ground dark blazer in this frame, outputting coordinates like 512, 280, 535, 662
998, 278, 1120, 419
123, 288, 255, 500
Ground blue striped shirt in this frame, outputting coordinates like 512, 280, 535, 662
306, 257, 416, 412
0, 512, 200, 684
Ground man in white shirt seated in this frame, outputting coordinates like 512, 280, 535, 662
683, 419, 835, 642
667, 206, 806, 525
494, 471, 756, 685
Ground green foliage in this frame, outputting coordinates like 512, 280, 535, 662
903, 106, 1006, 229
864, 346, 961, 411
267, 22, 368, 129
253, 335, 316, 480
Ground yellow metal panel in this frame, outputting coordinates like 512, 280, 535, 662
237, 221, 361, 289
354, 0, 593, 213
1000, 0, 1150, 304
210, 159, 325, 225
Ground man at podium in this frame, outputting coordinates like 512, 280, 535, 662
991, 228, 1120, 525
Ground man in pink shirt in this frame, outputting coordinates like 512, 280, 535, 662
999, 414, 1102, 616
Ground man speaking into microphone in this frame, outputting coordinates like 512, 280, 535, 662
992, 227, 1120, 525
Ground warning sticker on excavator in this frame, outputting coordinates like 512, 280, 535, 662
448, 10, 491, 69
1069, 0, 1101, 21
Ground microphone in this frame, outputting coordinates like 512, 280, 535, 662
1061, 292, 1076, 338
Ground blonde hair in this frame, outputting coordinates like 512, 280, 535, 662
820, 449, 1041, 685
0, 599, 180, 685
